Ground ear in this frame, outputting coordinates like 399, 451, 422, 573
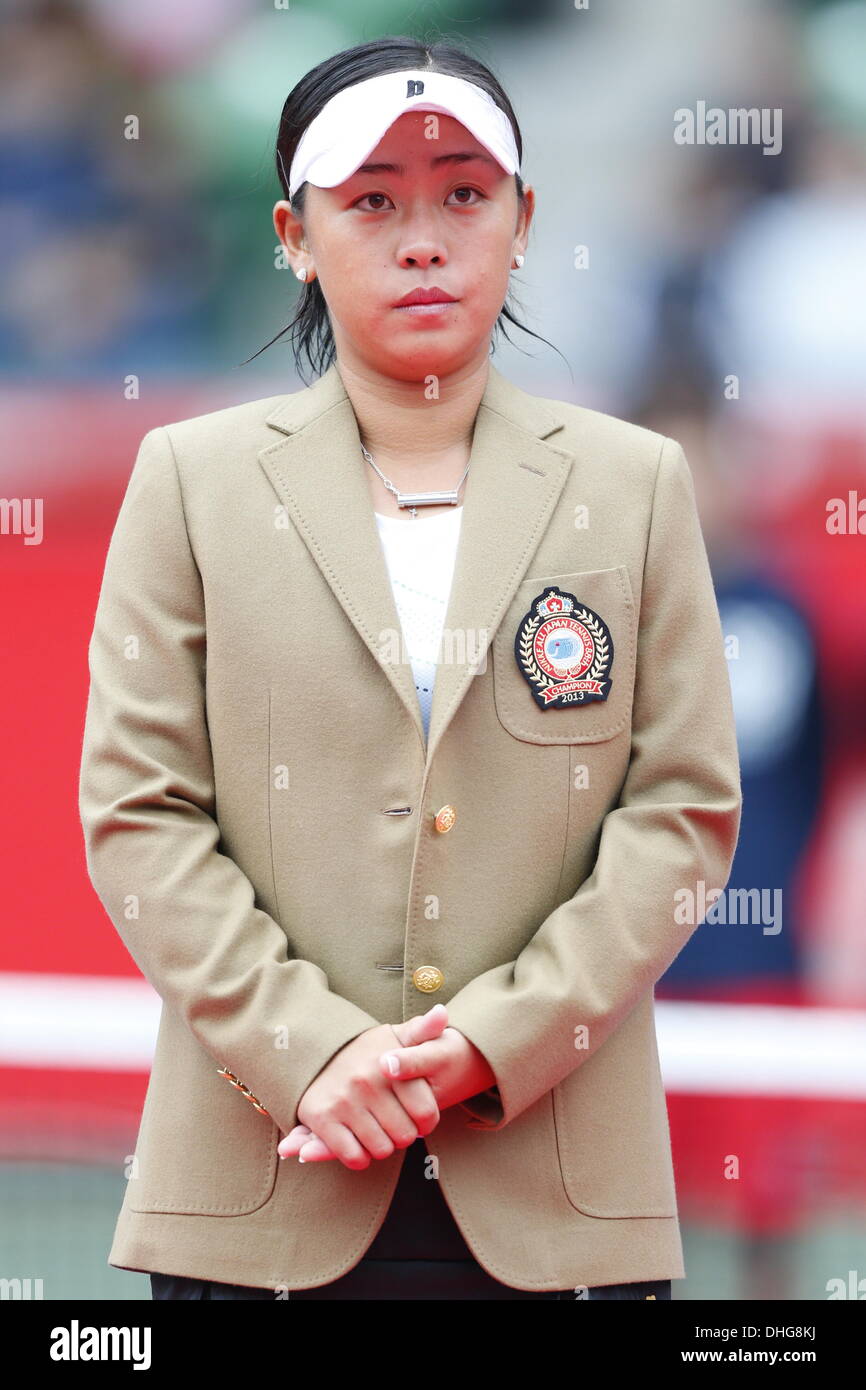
513, 183, 535, 262
273, 200, 315, 283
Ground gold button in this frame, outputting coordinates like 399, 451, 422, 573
433, 804, 456, 833
412, 965, 444, 993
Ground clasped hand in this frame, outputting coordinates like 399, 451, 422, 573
276, 1003, 495, 1170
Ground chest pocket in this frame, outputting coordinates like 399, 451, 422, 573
492, 565, 637, 744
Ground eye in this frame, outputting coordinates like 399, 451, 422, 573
446, 186, 484, 206
353, 186, 485, 212
353, 191, 394, 212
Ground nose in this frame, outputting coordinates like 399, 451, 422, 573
397, 206, 447, 268
398, 243, 445, 268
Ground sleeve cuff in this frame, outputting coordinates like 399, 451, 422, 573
458, 1084, 504, 1129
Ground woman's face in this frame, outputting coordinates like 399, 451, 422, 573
274, 110, 533, 382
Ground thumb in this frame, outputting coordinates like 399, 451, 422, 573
389, 1003, 448, 1048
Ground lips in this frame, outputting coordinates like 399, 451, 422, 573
393, 286, 457, 307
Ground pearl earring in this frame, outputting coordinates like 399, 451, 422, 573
512, 253, 524, 269
295, 266, 307, 281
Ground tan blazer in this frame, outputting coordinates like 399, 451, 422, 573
79, 360, 742, 1293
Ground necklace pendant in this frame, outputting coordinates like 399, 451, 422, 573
395, 488, 460, 509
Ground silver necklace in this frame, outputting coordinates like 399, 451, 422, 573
360, 442, 470, 519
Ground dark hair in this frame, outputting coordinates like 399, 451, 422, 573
242, 34, 564, 383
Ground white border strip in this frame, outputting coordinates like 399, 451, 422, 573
656, 999, 866, 1097
0, 974, 864, 1097
0, 974, 161, 1070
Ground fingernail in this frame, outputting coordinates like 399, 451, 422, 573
385, 1053, 400, 1076
298, 1156, 306, 1163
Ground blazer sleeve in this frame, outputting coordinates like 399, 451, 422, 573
446, 435, 743, 1130
78, 426, 380, 1136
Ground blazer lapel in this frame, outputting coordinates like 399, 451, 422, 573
257, 360, 574, 767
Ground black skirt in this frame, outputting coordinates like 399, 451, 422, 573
149, 1136, 672, 1300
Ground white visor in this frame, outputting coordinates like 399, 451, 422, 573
286, 68, 520, 199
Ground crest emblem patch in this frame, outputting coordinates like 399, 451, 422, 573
514, 586, 614, 709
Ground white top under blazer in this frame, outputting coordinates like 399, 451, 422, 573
374, 506, 464, 740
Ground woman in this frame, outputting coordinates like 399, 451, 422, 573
79, 35, 742, 1301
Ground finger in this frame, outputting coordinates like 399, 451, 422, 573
298, 1120, 369, 1170
389, 1003, 448, 1049
300, 1099, 422, 1165
348, 1099, 416, 1162
278, 1124, 314, 1158
366, 1090, 422, 1154
296, 1133, 338, 1162
391, 1076, 440, 1136
379, 1038, 444, 1082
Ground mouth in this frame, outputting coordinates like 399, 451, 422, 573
392, 286, 458, 312
393, 301, 458, 316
